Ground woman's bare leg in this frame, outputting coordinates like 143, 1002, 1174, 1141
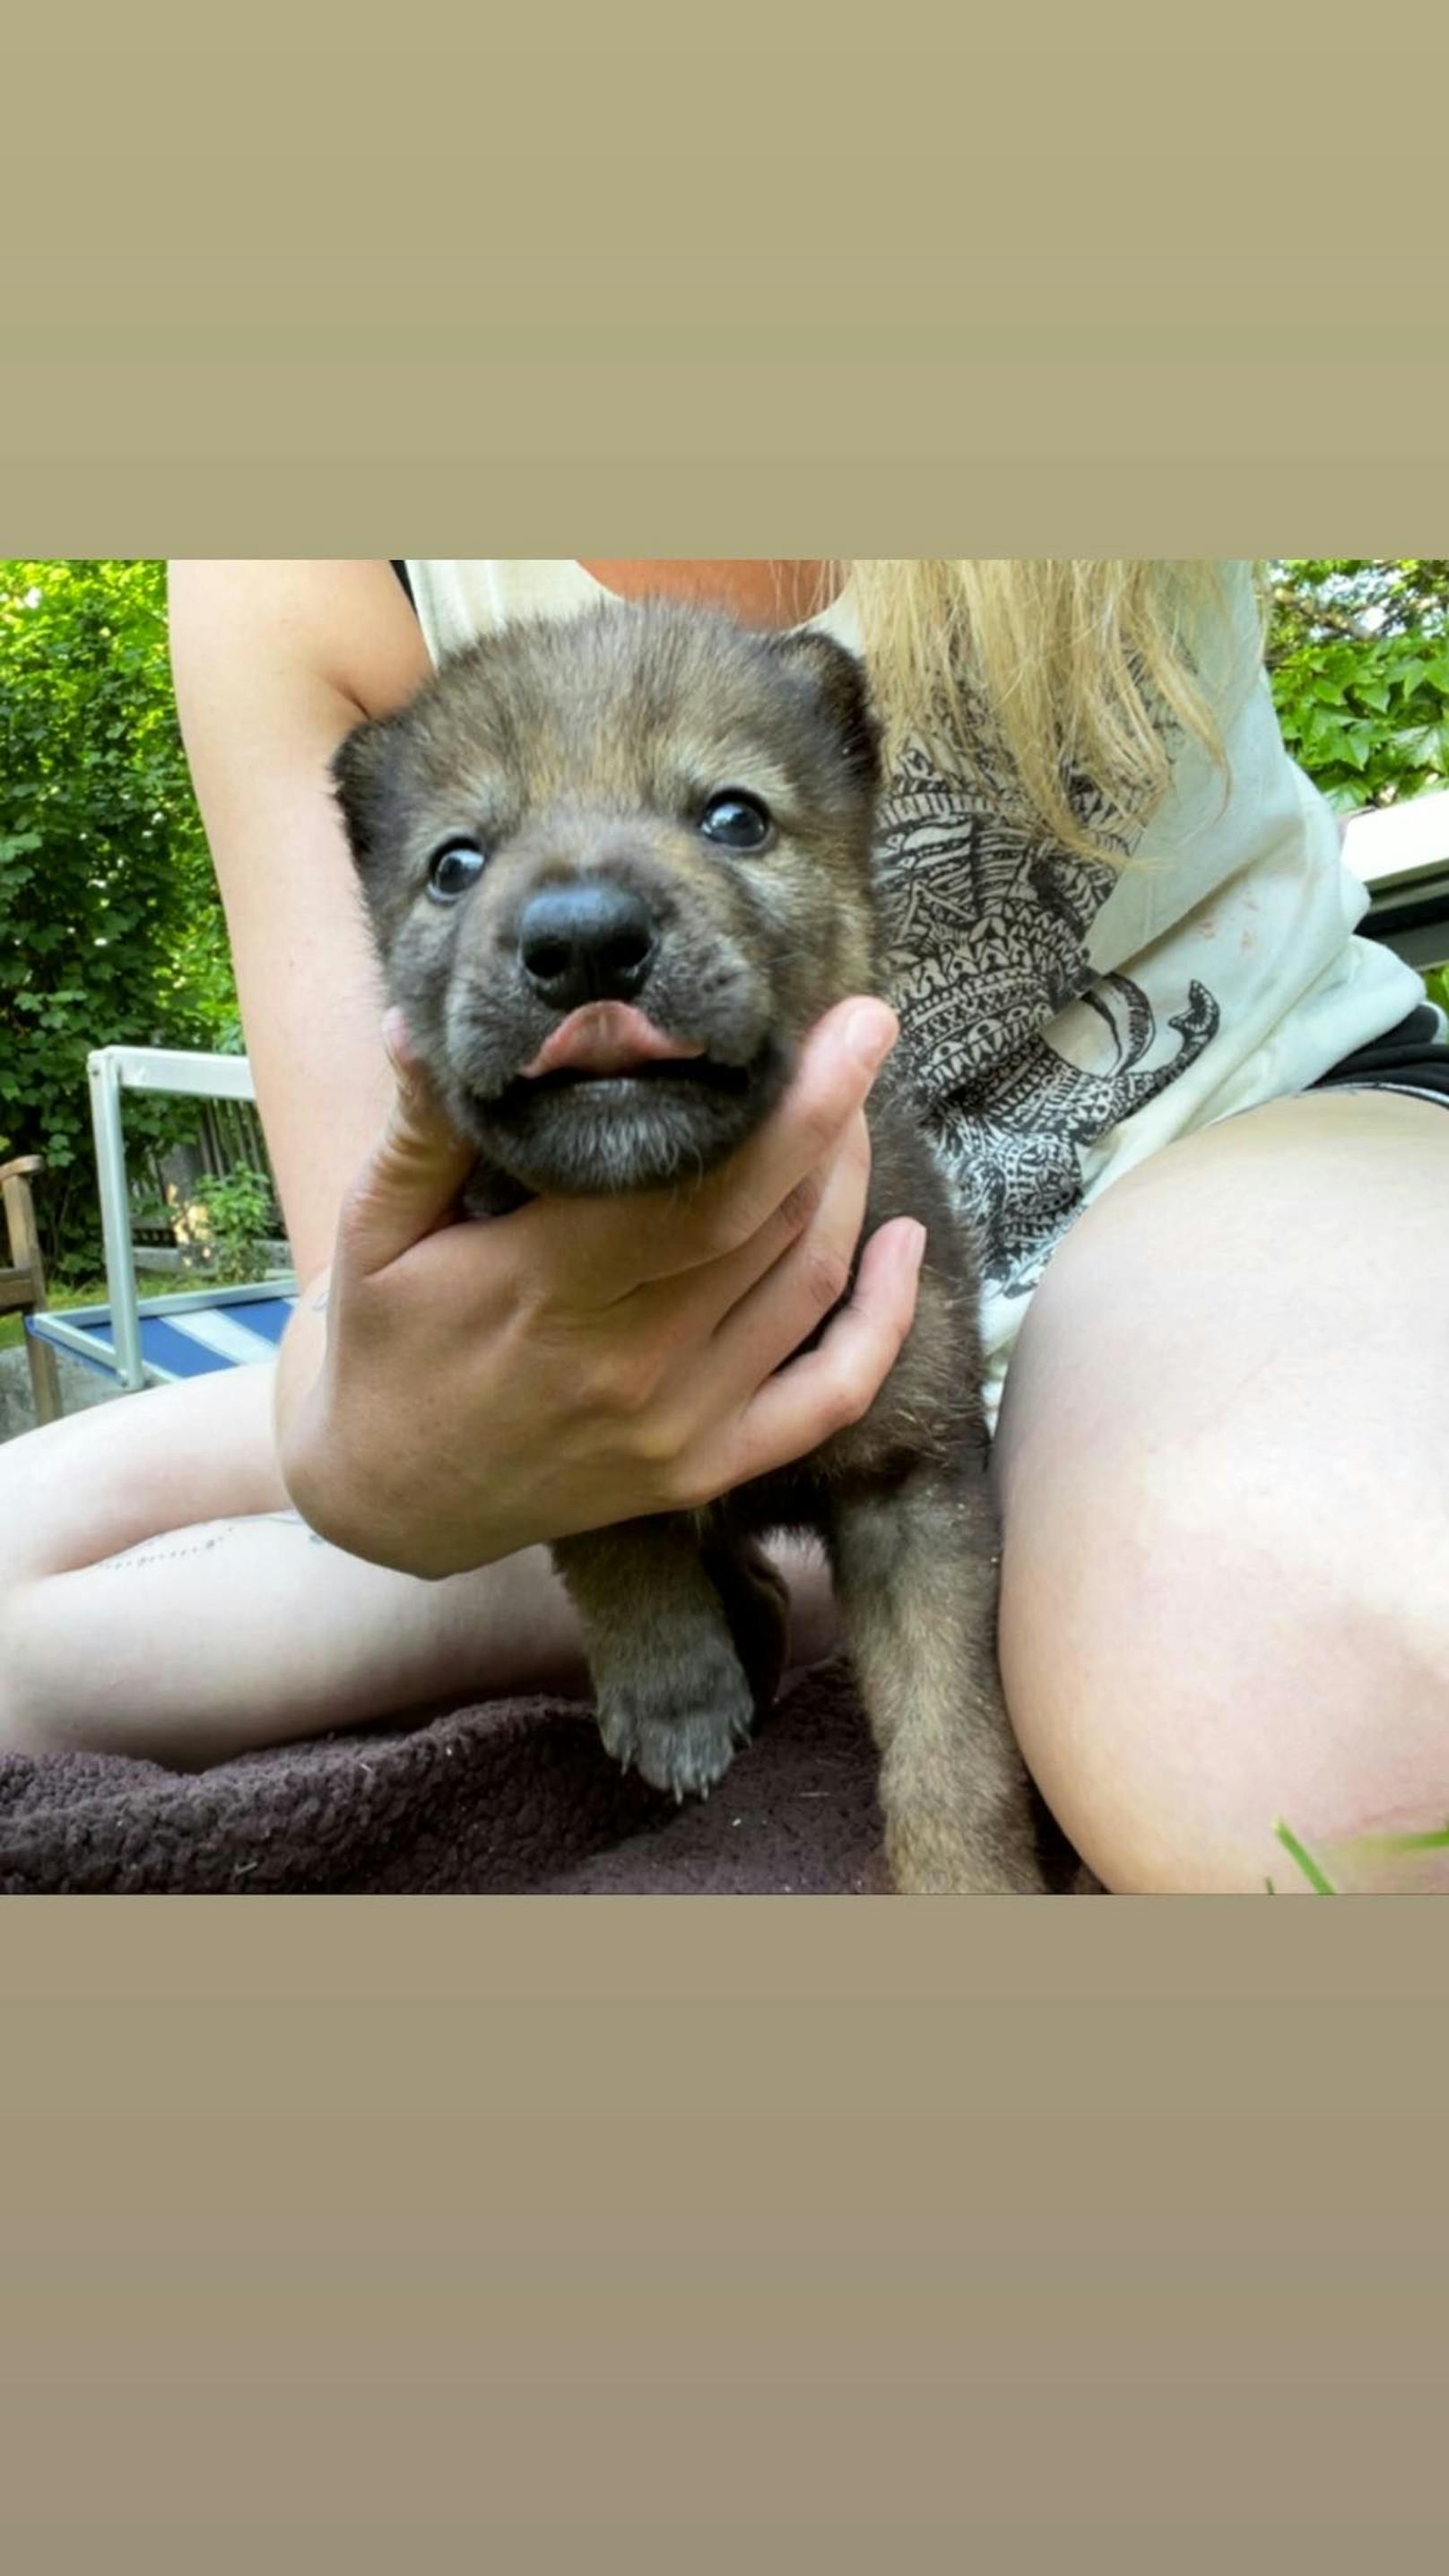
0, 1363, 837, 1765
992, 1089, 1449, 1895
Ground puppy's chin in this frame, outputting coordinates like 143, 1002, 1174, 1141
460, 1043, 790, 1197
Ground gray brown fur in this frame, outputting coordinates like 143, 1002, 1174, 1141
333, 600, 1074, 1895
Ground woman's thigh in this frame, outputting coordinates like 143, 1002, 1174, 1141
991, 1089, 1449, 1894
0, 1353, 837, 1764
0, 1364, 587, 1759
0, 1359, 291, 1584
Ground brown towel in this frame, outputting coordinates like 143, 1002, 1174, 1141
0, 1659, 893, 1895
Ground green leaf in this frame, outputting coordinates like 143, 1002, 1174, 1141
1310, 673, 1350, 708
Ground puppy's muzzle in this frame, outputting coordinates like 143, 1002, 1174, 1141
516, 879, 659, 1012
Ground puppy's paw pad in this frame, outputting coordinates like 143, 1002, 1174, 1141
597, 1671, 754, 1804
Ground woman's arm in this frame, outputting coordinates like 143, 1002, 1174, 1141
168, 559, 921, 1581
167, 558, 432, 1288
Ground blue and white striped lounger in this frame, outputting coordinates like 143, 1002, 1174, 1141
19, 1043, 299, 1397
26, 1283, 299, 1389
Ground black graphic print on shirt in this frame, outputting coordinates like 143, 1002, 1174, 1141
875, 735, 1222, 1301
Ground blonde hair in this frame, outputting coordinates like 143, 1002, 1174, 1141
840, 559, 1234, 862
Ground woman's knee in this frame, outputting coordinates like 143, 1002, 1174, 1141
990, 1094, 1449, 1894
997, 1412, 1449, 1891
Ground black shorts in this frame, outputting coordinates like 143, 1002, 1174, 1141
1310, 1002, 1449, 1108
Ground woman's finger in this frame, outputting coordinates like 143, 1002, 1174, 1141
706, 1216, 927, 1496
538, 995, 899, 1299
334, 1013, 478, 1278
696, 1106, 874, 1381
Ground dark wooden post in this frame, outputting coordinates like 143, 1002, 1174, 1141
1, 1155, 64, 1427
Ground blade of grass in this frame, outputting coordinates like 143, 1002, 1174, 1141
1352, 1822, 1449, 1854
1272, 1820, 1340, 1895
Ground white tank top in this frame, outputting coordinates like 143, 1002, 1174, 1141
403, 559, 1425, 1427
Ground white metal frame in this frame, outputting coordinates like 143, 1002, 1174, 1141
84, 1045, 294, 1392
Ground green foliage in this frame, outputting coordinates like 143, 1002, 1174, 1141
0, 560, 239, 1275
181, 1164, 277, 1287
1267, 559, 1449, 814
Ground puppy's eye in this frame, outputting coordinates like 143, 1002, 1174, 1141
698, 792, 772, 852
427, 839, 486, 902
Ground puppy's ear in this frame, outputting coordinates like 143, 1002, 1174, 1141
768, 629, 882, 789
330, 714, 403, 872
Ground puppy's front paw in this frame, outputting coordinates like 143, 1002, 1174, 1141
595, 1638, 757, 1803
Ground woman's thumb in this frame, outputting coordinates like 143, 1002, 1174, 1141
340, 1010, 477, 1274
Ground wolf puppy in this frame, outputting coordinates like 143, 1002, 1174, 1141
333, 600, 1048, 1894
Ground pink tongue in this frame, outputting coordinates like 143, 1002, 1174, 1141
521, 1002, 707, 1080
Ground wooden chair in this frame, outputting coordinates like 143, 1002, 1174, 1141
1, 1153, 63, 1427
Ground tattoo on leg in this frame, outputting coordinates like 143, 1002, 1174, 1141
100, 1527, 234, 1574
98, 1510, 332, 1573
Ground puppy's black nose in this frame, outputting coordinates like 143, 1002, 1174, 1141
517, 880, 658, 1010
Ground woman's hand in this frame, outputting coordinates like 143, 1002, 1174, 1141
275, 996, 925, 1578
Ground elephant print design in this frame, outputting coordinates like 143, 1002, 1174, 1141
875, 735, 1222, 1301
